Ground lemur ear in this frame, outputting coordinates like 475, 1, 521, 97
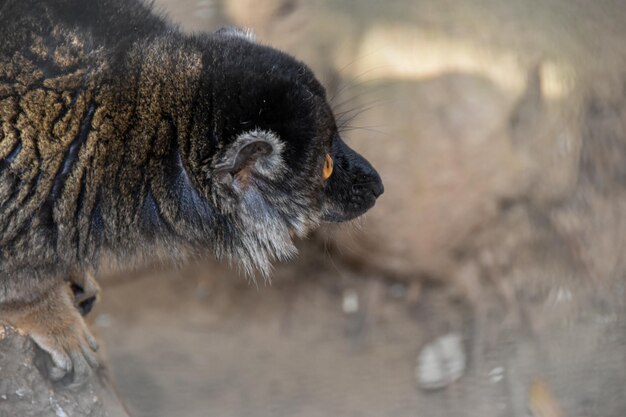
214, 141, 272, 178
213, 130, 285, 186
215, 26, 256, 42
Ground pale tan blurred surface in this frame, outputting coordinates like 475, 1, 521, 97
93, 1, 626, 416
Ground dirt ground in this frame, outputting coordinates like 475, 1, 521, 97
93, 247, 626, 417
92, 1, 626, 416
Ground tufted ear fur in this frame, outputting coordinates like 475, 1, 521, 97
213, 129, 285, 189
215, 26, 256, 42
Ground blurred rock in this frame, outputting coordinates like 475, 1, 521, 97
329, 74, 528, 279
416, 333, 466, 390
341, 289, 359, 314
327, 70, 584, 281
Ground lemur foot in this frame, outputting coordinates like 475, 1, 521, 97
2, 281, 100, 387
69, 272, 100, 316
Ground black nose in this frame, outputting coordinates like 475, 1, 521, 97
354, 169, 384, 198
371, 178, 384, 198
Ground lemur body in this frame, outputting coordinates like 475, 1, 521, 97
0, 0, 383, 384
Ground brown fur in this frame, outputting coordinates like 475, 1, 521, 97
0, 12, 206, 382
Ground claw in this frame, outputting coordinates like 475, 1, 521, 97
49, 365, 71, 382
68, 350, 91, 388
85, 329, 99, 352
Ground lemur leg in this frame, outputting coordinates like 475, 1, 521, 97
0, 278, 99, 386
69, 272, 100, 316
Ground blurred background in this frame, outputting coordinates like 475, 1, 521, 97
92, 1, 626, 416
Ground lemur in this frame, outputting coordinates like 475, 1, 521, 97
0, 0, 383, 385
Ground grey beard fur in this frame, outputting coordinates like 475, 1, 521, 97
211, 129, 320, 278
226, 188, 298, 278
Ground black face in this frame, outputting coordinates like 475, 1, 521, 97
321, 134, 384, 222
195, 29, 384, 274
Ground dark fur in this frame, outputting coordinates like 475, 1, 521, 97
0, 0, 383, 381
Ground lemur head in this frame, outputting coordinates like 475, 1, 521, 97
187, 28, 383, 275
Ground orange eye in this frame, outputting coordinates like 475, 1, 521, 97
323, 153, 333, 180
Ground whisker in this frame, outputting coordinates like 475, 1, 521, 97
331, 84, 386, 112
334, 98, 387, 121
336, 100, 390, 133
334, 49, 386, 78
329, 64, 392, 104
338, 126, 390, 137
